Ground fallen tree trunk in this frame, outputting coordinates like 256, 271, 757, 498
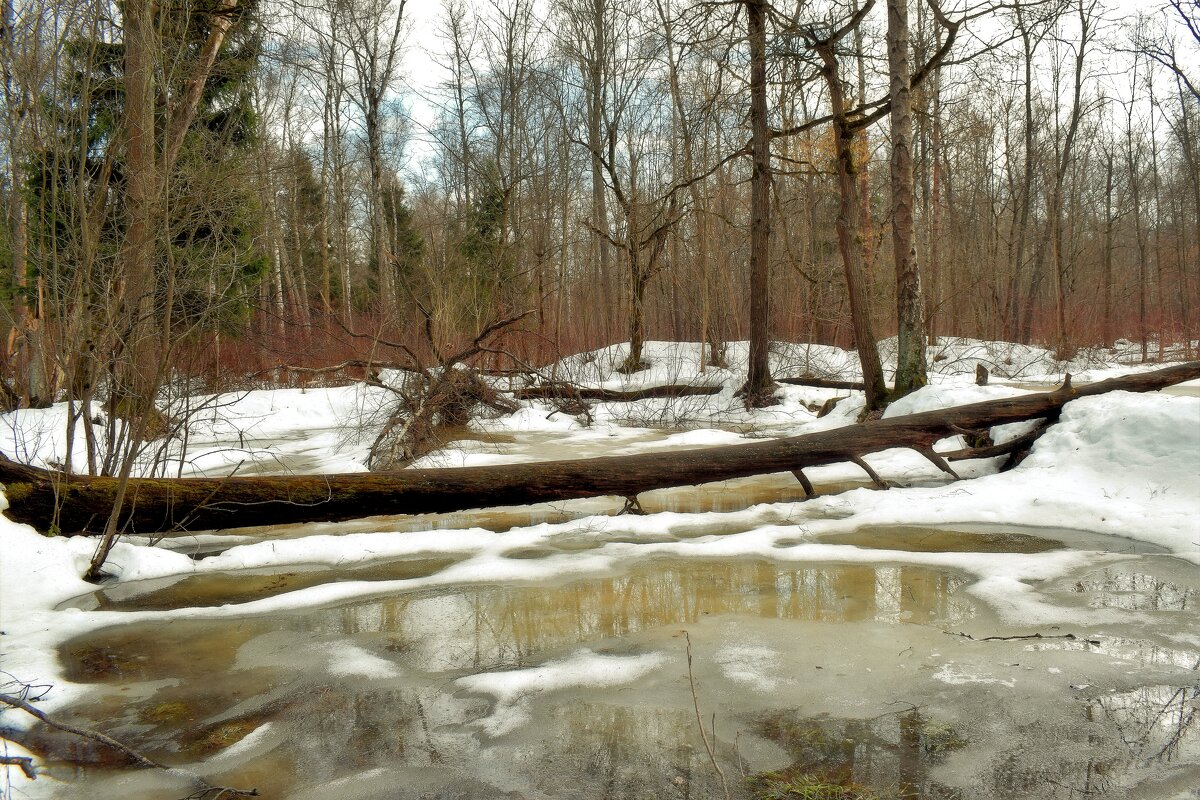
511, 383, 724, 402
1, 362, 1195, 535
776, 376, 868, 391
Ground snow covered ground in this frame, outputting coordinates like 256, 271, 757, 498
1, 337, 1198, 798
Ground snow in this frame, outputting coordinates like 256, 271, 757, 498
714, 642, 788, 693
323, 643, 403, 679
933, 664, 1017, 688
455, 649, 665, 736
1, 336, 1197, 792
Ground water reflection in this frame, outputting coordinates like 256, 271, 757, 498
817, 526, 1063, 554
1070, 567, 1196, 612
63, 556, 459, 611
300, 561, 973, 672
525, 702, 730, 800
1023, 635, 1200, 672
752, 683, 1200, 800
31, 545, 1200, 800
753, 708, 967, 799
61, 560, 973, 682
1098, 684, 1200, 765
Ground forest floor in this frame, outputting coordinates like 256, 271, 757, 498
1, 337, 1198, 799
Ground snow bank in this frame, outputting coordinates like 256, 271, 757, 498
844, 391, 1200, 564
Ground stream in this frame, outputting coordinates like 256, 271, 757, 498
11, 426, 1200, 800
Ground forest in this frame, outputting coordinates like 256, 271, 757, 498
1, 1, 1199, 798
2, 0, 1197, 413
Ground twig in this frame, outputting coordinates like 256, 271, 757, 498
946, 631, 1100, 645
683, 632, 731, 800
1, 692, 165, 770
941, 420, 1052, 461
0, 755, 36, 780
0, 692, 258, 797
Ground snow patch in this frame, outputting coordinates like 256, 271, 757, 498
455, 650, 664, 736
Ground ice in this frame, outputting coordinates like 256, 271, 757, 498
934, 664, 1017, 687
715, 642, 787, 693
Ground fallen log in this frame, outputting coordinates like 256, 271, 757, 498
776, 376, 868, 391
510, 383, 724, 402
1, 362, 1196, 535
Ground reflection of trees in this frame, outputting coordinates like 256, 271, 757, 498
752, 708, 964, 800
534, 703, 730, 800
268, 560, 970, 671
1098, 683, 1199, 763
417, 561, 967, 669
982, 682, 1200, 798
1073, 568, 1196, 612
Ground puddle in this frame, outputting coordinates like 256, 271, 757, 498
817, 525, 1065, 553
61, 556, 460, 612
751, 707, 967, 799
817, 523, 1170, 556
36, 558, 975, 797
59, 559, 975, 683
748, 686, 1200, 800
26, 543, 1200, 800
1095, 683, 1200, 764
1022, 634, 1200, 672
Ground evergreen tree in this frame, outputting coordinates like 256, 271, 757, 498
23, 0, 266, 342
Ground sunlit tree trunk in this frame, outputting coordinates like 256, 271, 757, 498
888, 0, 927, 396
744, 0, 775, 404
817, 39, 887, 411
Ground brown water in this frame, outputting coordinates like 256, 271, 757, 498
29, 558, 972, 798
58, 560, 974, 682
21, 537, 1200, 800
816, 525, 1064, 553
61, 556, 460, 612
15, 423, 1200, 800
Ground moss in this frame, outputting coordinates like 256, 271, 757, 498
143, 701, 193, 724
921, 719, 968, 755
756, 711, 828, 751
188, 717, 262, 756
3, 481, 32, 503
751, 772, 884, 800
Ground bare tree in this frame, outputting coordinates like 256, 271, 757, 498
344, 0, 409, 316
888, 0, 928, 395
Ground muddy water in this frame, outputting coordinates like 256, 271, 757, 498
57, 561, 973, 681
32, 558, 970, 796
61, 556, 460, 612
18, 425, 1200, 800
22, 535, 1200, 800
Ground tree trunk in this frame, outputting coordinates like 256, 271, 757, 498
818, 41, 888, 411
512, 383, 722, 402
744, 0, 775, 405
4, 362, 1195, 536
888, 0, 928, 397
